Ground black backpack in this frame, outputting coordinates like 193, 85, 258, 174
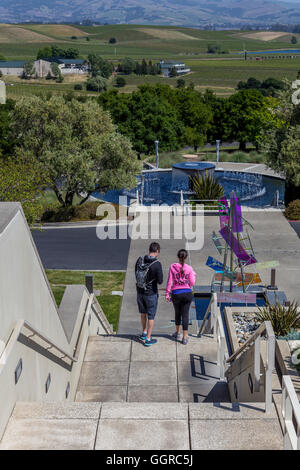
135, 256, 158, 291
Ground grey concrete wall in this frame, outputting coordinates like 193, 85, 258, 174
0, 206, 111, 439
227, 345, 266, 403
0, 81, 5, 104
33, 60, 52, 78
0, 68, 23, 76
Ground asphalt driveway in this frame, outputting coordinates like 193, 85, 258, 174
31, 225, 131, 270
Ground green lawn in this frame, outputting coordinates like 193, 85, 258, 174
46, 270, 125, 331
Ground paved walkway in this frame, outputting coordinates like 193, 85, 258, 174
75, 334, 230, 403
212, 162, 282, 178
119, 211, 300, 335
0, 401, 283, 450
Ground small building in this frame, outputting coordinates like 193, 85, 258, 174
52, 58, 88, 75
0, 60, 52, 78
0, 58, 87, 78
159, 60, 191, 78
0, 61, 26, 76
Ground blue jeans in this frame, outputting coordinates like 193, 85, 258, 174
137, 293, 158, 320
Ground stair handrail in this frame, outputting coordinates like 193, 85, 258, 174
216, 308, 227, 381
282, 375, 300, 450
91, 296, 114, 335
0, 292, 109, 372
0, 319, 77, 371
226, 321, 274, 363
226, 320, 275, 412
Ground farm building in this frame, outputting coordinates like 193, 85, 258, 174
0, 61, 26, 76
159, 60, 191, 77
0, 60, 52, 78
0, 58, 87, 77
52, 58, 88, 74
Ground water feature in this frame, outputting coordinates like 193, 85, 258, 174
93, 168, 285, 208
171, 162, 215, 192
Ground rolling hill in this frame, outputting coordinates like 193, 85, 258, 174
0, 0, 300, 27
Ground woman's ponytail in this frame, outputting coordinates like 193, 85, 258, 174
177, 249, 188, 276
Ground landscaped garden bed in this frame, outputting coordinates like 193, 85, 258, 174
232, 310, 260, 346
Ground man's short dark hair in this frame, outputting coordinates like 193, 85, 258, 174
149, 242, 160, 253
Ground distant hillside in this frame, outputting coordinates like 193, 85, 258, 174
1, 0, 300, 27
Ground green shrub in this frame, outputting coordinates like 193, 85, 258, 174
190, 173, 224, 202
255, 300, 300, 337
86, 76, 108, 92
74, 83, 83, 90
285, 200, 300, 220
248, 151, 265, 163
278, 328, 300, 340
230, 151, 249, 163
41, 201, 121, 222
218, 152, 230, 162
116, 76, 126, 88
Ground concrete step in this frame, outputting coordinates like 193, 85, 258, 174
76, 334, 229, 403
0, 401, 283, 450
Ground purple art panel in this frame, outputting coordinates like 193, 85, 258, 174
219, 226, 257, 266
230, 192, 243, 233
218, 197, 229, 229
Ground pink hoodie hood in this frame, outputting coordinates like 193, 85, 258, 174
165, 263, 196, 299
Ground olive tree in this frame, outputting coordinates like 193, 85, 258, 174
12, 96, 141, 207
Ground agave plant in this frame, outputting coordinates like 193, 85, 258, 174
255, 300, 300, 337
190, 173, 224, 205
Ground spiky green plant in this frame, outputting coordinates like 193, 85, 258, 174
255, 300, 300, 337
278, 328, 300, 341
190, 173, 224, 204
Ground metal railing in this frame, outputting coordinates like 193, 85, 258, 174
198, 293, 227, 380
199, 294, 276, 412
226, 320, 275, 412
0, 293, 111, 371
282, 375, 300, 450
181, 192, 222, 211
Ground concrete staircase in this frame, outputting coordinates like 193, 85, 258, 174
76, 334, 230, 403
0, 401, 283, 450
0, 334, 284, 450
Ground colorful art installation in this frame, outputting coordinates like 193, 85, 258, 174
207, 191, 261, 294
255, 261, 279, 270
219, 226, 257, 266
212, 231, 224, 255
214, 272, 262, 285
218, 197, 229, 229
217, 292, 257, 304
230, 192, 243, 233
206, 256, 231, 274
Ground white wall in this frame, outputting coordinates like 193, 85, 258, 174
0, 206, 111, 439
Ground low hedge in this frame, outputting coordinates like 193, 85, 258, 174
41, 201, 121, 222
285, 200, 300, 220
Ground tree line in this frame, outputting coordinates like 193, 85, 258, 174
98, 83, 276, 154
0, 80, 299, 219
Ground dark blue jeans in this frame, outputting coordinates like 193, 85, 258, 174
137, 293, 158, 320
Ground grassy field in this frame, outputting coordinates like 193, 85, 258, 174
2, 24, 300, 97
2, 24, 300, 58
46, 270, 125, 331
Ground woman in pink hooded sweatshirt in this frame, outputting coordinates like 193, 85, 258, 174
165, 249, 196, 345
